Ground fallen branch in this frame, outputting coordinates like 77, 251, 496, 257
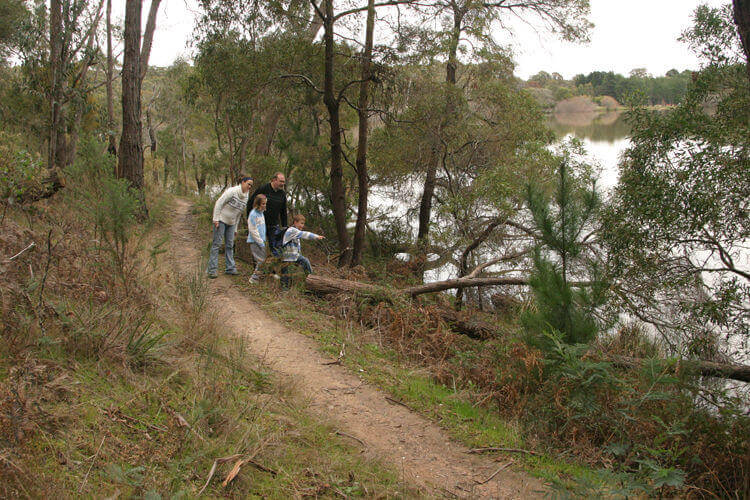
467, 447, 537, 456
304, 275, 500, 339
222, 457, 247, 487
305, 275, 750, 380
198, 454, 242, 496
246, 458, 277, 476
474, 460, 513, 484
7, 242, 36, 261
79, 436, 106, 492
403, 276, 528, 297
385, 396, 414, 411
335, 430, 366, 447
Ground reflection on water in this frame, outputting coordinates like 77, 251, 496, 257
548, 111, 631, 144
549, 111, 632, 191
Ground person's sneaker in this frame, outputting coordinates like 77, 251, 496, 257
225, 270, 239, 276
208, 272, 218, 279
248, 276, 260, 284
272, 273, 280, 281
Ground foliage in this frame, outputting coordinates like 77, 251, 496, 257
0, 132, 42, 201
601, 3, 750, 361
65, 137, 166, 297
0, 0, 29, 63
522, 154, 606, 348
569, 69, 691, 105
370, 60, 555, 276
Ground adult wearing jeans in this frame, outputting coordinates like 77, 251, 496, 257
207, 174, 253, 278
247, 172, 287, 255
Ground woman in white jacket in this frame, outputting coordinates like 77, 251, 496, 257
207, 174, 253, 278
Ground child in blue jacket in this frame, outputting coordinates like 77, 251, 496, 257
246, 194, 267, 283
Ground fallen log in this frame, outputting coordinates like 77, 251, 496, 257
304, 274, 495, 339
304, 275, 750, 381
403, 277, 528, 297
609, 355, 750, 384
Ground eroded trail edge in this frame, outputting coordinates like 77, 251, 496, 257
170, 198, 545, 498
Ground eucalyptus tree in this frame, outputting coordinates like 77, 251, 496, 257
602, 4, 749, 362
370, 59, 555, 306
117, 0, 162, 198
399, 0, 592, 247
11, 0, 105, 197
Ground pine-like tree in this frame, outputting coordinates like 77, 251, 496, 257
522, 158, 606, 349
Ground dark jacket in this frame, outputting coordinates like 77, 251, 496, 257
248, 182, 287, 229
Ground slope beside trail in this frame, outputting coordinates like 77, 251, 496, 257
170, 198, 546, 498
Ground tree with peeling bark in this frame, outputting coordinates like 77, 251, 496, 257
350, 0, 377, 267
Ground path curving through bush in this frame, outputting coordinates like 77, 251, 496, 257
171, 198, 546, 498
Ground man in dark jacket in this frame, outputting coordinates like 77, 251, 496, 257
248, 172, 288, 253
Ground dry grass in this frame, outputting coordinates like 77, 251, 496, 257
0, 182, 416, 498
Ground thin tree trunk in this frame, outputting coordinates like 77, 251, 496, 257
416, 9, 462, 245
106, 0, 117, 159
146, 109, 157, 153
47, 0, 63, 174
351, 0, 375, 267
139, 0, 162, 81
66, 5, 102, 168
162, 155, 169, 188
118, 0, 144, 197
322, 0, 352, 267
734, 0, 750, 83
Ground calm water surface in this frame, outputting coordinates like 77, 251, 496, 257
548, 111, 631, 190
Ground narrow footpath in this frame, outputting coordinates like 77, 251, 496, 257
170, 198, 546, 498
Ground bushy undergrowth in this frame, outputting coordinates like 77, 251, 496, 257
197, 188, 747, 498
0, 139, 413, 497
314, 284, 748, 497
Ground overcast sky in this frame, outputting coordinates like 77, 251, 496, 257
127, 0, 731, 79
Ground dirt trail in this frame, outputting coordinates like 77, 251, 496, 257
171, 199, 546, 498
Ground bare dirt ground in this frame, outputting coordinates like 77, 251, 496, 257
170, 198, 547, 498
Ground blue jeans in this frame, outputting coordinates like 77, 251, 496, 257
207, 222, 237, 274
281, 256, 311, 288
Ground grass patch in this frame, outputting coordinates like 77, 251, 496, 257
0, 178, 418, 497
236, 277, 608, 494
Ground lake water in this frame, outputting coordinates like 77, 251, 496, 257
547, 110, 631, 190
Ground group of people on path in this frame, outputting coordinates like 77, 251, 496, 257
206, 172, 325, 286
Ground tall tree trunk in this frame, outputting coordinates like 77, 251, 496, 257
139, 0, 162, 81
734, 0, 750, 83
322, 0, 352, 267
106, 0, 117, 159
146, 109, 157, 153
416, 9, 462, 245
47, 0, 64, 178
118, 0, 144, 195
66, 5, 102, 169
350, 0, 376, 266
162, 155, 169, 188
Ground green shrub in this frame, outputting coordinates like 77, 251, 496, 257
0, 132, 42, 202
